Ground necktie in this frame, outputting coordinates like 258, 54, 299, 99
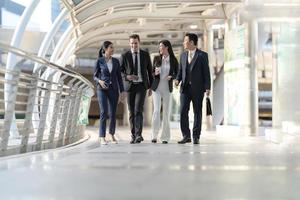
133, 52, 138, 75
188, 51, 193, 64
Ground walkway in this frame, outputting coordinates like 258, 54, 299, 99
0, 126, 299, 200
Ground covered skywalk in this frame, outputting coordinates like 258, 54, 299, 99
0, 0, 243, 155
1, 0, 300, 199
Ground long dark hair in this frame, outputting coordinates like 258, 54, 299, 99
160, 40, 175, 58
153, 40, 176, 67
98, 41, 113, 58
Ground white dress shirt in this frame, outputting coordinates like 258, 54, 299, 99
188, 48, 196, 63
131, 49, 143, 82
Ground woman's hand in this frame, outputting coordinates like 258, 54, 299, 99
174, 80, 180, 88
119, 92, 126, 103
155, 67, 161, 75
148, 89, 152, 97
206, 89, 210, 96
165, 75, 172, 81
98, 80, 108, 89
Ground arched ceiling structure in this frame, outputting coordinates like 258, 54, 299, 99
60, 0, 242, 58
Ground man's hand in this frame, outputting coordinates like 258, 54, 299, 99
98, 80, 108, 89
126, 75, 139, 81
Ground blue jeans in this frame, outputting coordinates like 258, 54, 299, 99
97, 86, 119, 137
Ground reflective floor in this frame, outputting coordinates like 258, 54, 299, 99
0, 126, 299, 200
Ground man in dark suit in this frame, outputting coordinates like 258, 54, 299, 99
121, 34, 153, 144
175, 33, 211, 144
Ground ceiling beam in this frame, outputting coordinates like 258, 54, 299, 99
74, 0, 242, 22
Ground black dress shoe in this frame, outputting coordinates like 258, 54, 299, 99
134, 136, 144, 143
178, 137, 191, 144
193, 139, 199, 144
193, 137, 200, 144
151, 139, 157, 143
162, 141, 168, 144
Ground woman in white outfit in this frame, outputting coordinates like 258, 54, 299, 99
151, 40, 179, 144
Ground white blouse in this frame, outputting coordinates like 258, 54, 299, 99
160, 55, 170, 79
106, 58, 113, 73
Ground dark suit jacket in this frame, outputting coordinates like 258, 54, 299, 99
93, 57, 124, 92
151, 55, 179, 93
120, 49, 153, 91
176, 49, 211, 96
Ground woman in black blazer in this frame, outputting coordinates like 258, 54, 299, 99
151, 40, 178, 144
93, 41, 125, 145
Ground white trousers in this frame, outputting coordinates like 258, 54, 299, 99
151, 83, 172, 141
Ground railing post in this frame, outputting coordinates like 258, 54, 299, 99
69, 84, 85, 143
1, 70, 20, 152
56, 78, 76, 147
48, 81, 64, 148
64, 81, 81, 145
35, 78, 52, 151
20, 73, 38, 153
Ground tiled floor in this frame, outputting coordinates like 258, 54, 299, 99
0, 126, 299, 200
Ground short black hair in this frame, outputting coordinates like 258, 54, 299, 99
185, 33, 198, 46
129, 34, 140, 41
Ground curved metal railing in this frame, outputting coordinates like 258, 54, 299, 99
0, 42, 94, 156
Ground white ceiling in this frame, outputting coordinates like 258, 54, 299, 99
60, 0, 242, 58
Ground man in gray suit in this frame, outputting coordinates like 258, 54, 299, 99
175, 33, 211, 144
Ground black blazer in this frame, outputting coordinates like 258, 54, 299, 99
151, 55, 178, 93
120, 49, 153, 91
176, 49, 211, 96
93, 57, 124, 92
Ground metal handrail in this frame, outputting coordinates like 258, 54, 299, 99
0, 42, 94, 156
0, 42, 94, 90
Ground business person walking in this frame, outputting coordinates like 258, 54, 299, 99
94, 41, 125, 145
120, 34, 153, 144
151, 40, 178, 144
175, 33, 211, 144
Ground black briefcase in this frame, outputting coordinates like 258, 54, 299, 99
206, 97, 212, 116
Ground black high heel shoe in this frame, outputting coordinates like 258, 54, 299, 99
151, 139, 157, 143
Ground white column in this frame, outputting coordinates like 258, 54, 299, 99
248, 20, 259, 135
203, 27, 214, 130
4, 0, 40, 138
50, 26, 73, 62
273, 22, 300, 134
33, 8, 68, 72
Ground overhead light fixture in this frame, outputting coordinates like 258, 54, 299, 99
190, 25, 198, 29
137, 18, 146, 26
264, 3, 300, 7
212, 24, 225, 30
